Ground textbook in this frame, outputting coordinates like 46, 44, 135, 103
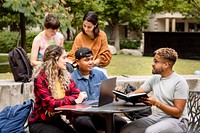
112, 90, 148, 103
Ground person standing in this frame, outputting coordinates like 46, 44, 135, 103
29, 45, 87, 133
67, 11, 112, 75
120, 48, 189, 133
70, 47, 127, 133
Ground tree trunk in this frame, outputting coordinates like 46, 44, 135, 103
113, 22, 120, 51
20, 13, 26, 51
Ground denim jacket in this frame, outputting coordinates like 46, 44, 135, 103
71, 69, 107, 101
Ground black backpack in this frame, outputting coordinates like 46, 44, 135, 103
8, 47, 33, 83
123, 84, 152, 121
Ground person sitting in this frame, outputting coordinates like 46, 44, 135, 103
30, 13, 74, 73
119, 48, 189, 133
28, 45, 87, 133
70, 47, 127, 133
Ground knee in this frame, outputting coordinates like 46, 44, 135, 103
120, 126, 130, 133
74, 116, 90, 126
145, 127, 155, 133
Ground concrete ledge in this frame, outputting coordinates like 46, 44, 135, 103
0, 80, 34, 111
0, 75, 200, 111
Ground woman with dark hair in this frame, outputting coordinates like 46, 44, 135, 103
28, 45, 87, 133
30, 13, 64, 67
67, 11, 112, 75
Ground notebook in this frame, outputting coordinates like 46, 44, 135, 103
82, 77, 117, 107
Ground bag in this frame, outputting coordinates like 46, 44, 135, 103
8, 47, 33, 82
123, 84, 152, 121
0, 99, 34, 133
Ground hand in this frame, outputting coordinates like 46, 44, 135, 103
114, 86, 124, 101
93, 59, 100, 67
75, 91, 87, 104
140, 96, 156, 106
115, 86, 124, 91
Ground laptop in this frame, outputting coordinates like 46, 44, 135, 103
82, 77, 117, 107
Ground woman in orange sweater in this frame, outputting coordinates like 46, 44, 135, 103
67, 11, 112, 75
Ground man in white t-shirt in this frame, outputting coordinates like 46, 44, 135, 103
120, 48, 189, 133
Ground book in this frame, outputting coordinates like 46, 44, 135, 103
112, 90, 148, 103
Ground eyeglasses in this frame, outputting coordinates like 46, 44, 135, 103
152, 59, 165, 64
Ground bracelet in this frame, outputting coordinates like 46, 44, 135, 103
155, 101, 161, 108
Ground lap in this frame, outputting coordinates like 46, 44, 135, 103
121, 115, 187, 133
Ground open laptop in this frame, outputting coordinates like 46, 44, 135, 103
82, 77, 117, 107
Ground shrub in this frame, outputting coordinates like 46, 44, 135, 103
120, 39, 141, 49
0, 31, 74, 53
0, 31, 18, 53
0, 31, 39, 53
64, 41, 73, 52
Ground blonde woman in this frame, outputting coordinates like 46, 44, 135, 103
29, 45, 87, 133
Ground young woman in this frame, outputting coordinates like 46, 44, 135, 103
29, 45, 87, 133
30, 13, 64, 67
67, 11, 112, 74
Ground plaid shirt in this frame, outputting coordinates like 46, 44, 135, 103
29, 71, 80, 123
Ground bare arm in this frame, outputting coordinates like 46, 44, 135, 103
30, 37, 42, 66
129, 87, 186, 118
59, 33, 64, 47
144, 97, 186, 118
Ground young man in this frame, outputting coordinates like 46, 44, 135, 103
71, 47, 127, 133
120, 48, 189, 133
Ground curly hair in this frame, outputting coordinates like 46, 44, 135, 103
33, 45, 70, 98
154, 47, 178, 65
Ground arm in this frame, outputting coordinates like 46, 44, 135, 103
58, 32, 64, 47
67, 37, 81, 63
30, 37, 43, 66
95, 31, 112, 67
34, 75, 80, 112
133, 88, 186, 118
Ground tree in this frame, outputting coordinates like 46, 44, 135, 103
178, 0, 200, 21
0, 0, 71, 51
101, 0, 187, 51
64, 0, 104, 40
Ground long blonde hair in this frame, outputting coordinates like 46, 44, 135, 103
33, 45, 70, 97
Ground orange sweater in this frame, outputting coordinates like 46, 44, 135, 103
67, 30, 112, 67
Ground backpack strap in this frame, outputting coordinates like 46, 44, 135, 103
23, 99, 34, 130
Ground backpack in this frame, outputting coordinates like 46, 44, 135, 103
8, 47, 33, 83
0, 99, 34, 133
123, 84, 152, 121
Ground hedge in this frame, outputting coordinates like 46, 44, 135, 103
0, 31, 140, 53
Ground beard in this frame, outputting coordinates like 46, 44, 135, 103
152, 68, 163, 74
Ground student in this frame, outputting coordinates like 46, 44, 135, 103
28, 45, 87, 133
30, 13, 73, 72
67, 11, 112, 75
70, 47, 127, 133
120, 48, 189, 133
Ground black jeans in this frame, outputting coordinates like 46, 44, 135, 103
29, 118, 76, 133
73, 114, 127, 133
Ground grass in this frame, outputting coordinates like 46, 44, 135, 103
107, 54, 200, 76
0, 54, 200, 80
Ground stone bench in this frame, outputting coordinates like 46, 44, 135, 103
0, 75, 200, 111
0, 80, 34, 111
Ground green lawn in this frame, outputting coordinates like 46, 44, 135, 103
0, 54, 200, 79
107, 54, 200, 76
